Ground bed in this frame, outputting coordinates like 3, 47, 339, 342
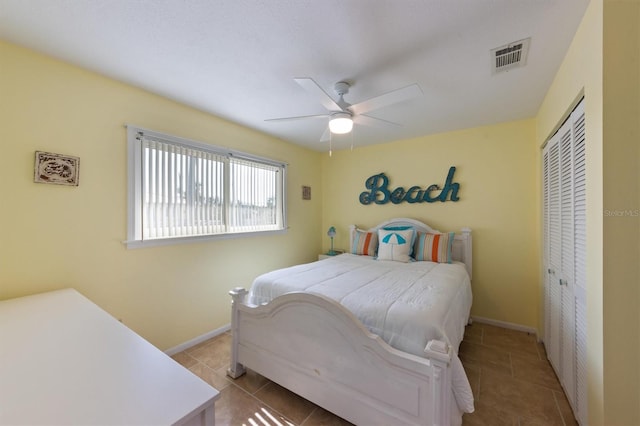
227, 218, 473, 425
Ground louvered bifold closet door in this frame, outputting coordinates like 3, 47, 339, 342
546, 133, 562, 373
543, 148, 552, 356
559, 119, 576, 407
542, 97, 586, 425
572, 101, 588, 426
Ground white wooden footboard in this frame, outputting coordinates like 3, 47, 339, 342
228, 288, 457, 426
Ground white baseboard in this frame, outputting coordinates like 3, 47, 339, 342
164, 323, 231, 356
471, 315, 538, 338
165, 318, 538, 356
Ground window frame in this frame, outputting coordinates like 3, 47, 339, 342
125, 125, 287, 249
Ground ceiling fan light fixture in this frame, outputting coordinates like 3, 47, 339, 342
329, 113, 353, 134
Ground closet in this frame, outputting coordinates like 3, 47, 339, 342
542, 98, 587, 425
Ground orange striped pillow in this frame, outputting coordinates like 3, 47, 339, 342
414, 232, 455, 263
351, 228, 378, 256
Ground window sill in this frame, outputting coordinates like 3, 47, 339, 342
124, 228, 288, 249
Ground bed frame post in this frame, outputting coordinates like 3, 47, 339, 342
425, 340, 453, 426
227, 287, 247, 379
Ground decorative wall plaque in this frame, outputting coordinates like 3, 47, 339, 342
34, 151, 80, 186
359, 167, 460, 205
302, 185, 311, 200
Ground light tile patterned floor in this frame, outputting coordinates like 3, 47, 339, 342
171, 323, 577, 425
460, 323, 577, 426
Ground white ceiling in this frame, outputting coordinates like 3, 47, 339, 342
0, 0, 589, 151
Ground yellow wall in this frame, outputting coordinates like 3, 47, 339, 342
537, 0, 640, 423
602, 0, 640, 423
321, 119, 540, 329
0, 40, 323, 351
536, 1, 604, 423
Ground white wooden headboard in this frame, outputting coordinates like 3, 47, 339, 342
349, 218, 472, 279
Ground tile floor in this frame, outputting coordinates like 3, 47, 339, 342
171, 322, 577, 426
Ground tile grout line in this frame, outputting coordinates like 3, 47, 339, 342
227, 379, 300, 426
552, 389, 568, 426
171, 349, 197, 365
505, 325, 514, 378
476, 325, 483, 403
476, 365, 482, 403
251, 377, 272, 395
187, 335, 312, 425
299, 407, 318, 426
182, 351, 200, 367
179, 334, 351, 424
508, 351, 514, 378
189, 359, 235, 393
185, 337, 218, 354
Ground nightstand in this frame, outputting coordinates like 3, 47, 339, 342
318, 250, 344, 260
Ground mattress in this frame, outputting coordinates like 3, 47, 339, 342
248, 253, 473, 357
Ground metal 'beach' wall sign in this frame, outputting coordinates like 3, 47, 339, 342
359, 166, 460, 205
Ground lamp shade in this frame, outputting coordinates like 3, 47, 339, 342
329, 113, 353, 134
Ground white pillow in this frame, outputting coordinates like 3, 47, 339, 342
377, 228, 414, 262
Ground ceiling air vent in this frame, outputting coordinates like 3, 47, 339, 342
491, 38, 530, 74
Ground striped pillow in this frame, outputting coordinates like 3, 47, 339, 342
414, 232, 455, 263
351, 228, 378, 256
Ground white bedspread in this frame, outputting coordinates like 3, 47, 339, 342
248, 253, 475, 413
249, 253, 472, 356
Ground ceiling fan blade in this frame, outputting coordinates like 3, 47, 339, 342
294, 78, 343, 112
319, 126, 330, 142
265, 113, 329, 122
354, 114, 402, 127
350, 84, 423, 116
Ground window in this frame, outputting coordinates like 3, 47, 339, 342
126, 126, 286, 248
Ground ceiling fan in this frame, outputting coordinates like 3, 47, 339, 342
266, 78, 423, 142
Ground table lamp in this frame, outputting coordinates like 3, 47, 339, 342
327, 226, 337, 255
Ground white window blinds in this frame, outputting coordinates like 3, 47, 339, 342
127, 126, 286, 246
142, 137, 226, 239
229, 157, 282, 233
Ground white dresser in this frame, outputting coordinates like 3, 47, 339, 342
0, 288, 220, 425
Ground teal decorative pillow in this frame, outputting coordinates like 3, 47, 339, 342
414, 232, 455, 263
351, 228, 378, 256
377, 228, 415, 262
